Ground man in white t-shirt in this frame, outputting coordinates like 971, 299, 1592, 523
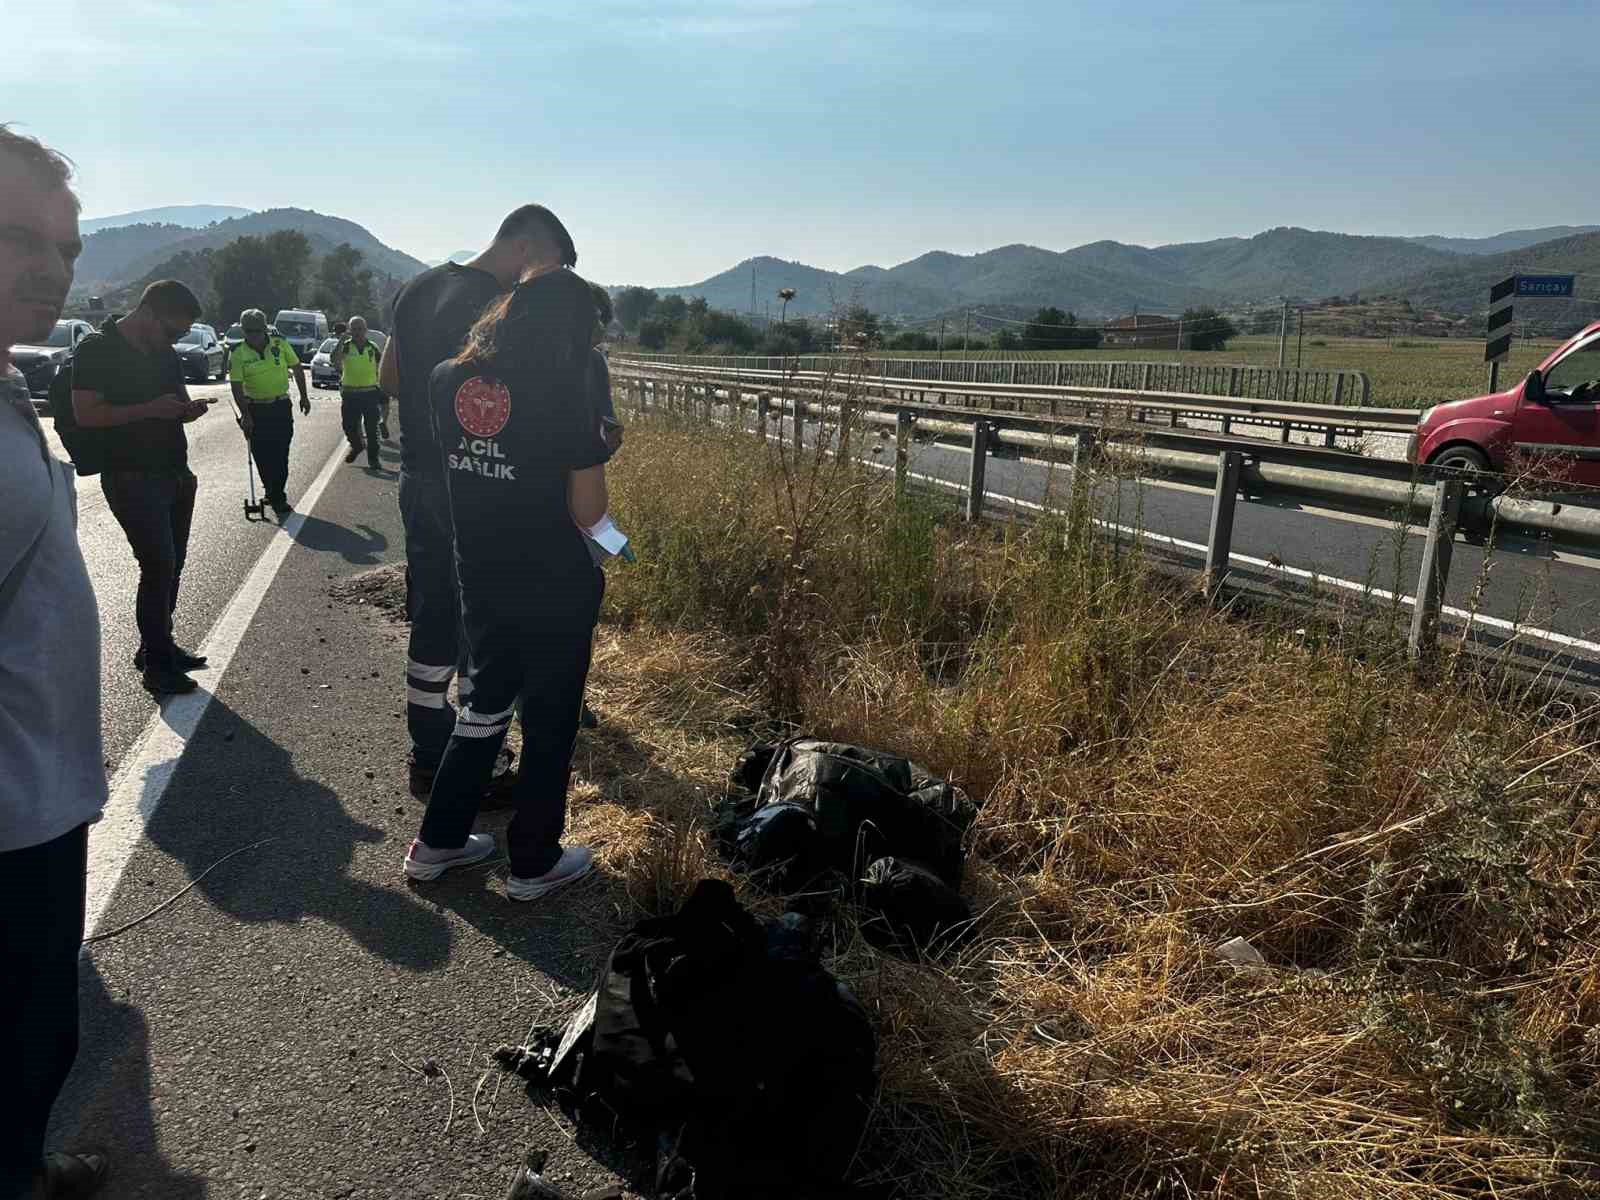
0, 124, 111, 1200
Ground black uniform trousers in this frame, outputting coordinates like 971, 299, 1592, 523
101, 468, 197, 671
418, 613, 597, 880
0, 824, 87, 1194
399, 471, 461, 771
246, 397, 294, 505
340, 387, 383, 468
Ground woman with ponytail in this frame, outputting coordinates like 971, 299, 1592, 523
402, 265, 611, 902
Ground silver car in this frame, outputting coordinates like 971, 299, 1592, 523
310, 338, 340, 389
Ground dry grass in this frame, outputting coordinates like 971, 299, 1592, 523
563, 390, 1600, 1198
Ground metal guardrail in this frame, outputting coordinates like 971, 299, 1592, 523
612, 364, 1600, 659
617, 351, 1374, 406
613, 355, 1412, 449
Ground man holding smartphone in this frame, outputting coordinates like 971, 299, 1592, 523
71, 279, 212, 697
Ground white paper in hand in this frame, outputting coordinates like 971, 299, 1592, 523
582, 514, 634, 562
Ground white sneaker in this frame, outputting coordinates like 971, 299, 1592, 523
506, 846, 595, 902
404, 833, 497, 881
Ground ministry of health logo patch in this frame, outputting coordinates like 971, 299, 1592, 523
455, 376, 511, 438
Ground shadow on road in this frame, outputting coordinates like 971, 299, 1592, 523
407, 843, 608, 994
288, 514, 388, 565
49, 960, 207, 1199
418, 714, 726, 1012
140, 696, 452, 971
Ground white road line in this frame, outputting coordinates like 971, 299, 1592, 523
867, 456, 1600, 659
86, 439, 351, 936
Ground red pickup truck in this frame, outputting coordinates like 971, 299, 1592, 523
1410, 320, 1600, 487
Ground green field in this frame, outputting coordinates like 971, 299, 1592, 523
878, 334, 1565, 408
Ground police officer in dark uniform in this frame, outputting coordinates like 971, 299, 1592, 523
229, 308, 310, 517
402, 266, 611, 902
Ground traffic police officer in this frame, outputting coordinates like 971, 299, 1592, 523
332, 315, 384, 469
229, 308, 310, 517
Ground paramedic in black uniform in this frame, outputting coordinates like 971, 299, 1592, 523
402, 266, 611, 901
381, 204, 577, 801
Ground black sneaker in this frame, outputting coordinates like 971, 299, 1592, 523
345, 441, 364, 464
271, 500, 292, 518
142, 668, 198, 696
132, 646, 208, 672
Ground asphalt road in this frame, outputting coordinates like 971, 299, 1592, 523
49, 407, 632, 1199
45, 381, 362, 768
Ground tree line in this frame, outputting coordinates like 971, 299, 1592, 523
107, 232, 390, 332
609, 287, 1236, 355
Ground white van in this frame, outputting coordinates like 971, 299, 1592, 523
272, 309, 330, 365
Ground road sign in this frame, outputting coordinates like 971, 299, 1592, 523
1514, 273, 1576, 298
1485, 276, 1516, 364
1484, 272, 1578, 388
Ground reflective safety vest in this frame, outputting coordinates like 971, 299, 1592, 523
230, 337, 299, 402
340, 339, 381, 389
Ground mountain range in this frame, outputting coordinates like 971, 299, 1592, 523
1374, 230, 1600, 318
71, 205, 1597, 328
654, 225, 1600, 324
73, 209, 430, 294
1401, 225, 1600, 256
79, 204, 254, 234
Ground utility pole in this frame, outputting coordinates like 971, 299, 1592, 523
1176, 314, 1183, 352
750, 262, 756, 318
963, 308, 971, 351
1296, 308, 1305, 368
1276, 297, 1289, 368
938, 317, 946, 359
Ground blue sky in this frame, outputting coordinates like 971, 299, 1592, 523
8, 0, 1597, 285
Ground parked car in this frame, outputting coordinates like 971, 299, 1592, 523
273, 308, 329, 366
1410, 320, 1600, 488
9, 317, 94, 395
223, 323, 246, 352
310, 337, 340, 389
174, 323, 227, 382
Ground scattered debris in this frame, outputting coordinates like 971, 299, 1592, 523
390, 1052, 456, 1133
502, 1149, 581, 1200
82, 839, 276, 944
329, 564, 409, 621
1214, 935, 1270, 975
